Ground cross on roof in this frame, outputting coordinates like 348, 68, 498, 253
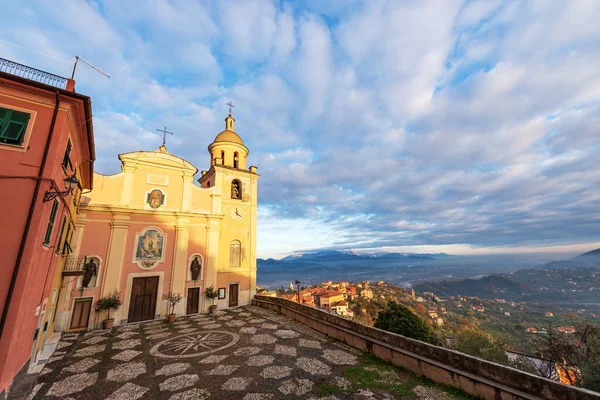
156, 126, 174, 146
226, 101, 235, 115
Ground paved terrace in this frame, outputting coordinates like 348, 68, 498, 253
28, 306, 469, 400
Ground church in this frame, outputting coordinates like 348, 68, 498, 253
54, 111, 259, 330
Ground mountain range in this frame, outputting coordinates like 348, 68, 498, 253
275, 250, 450, 262
540, 248, 600, 270
257, 250, 457, 289
414, 248, 600, 303
256, 247, 600, 291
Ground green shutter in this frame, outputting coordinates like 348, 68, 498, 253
56, 217, 67, 254
0, 108, 30, 146
62, 223, 71, 254
0, 108, 8, 127
43, 200, 59, 245
62, 139, 72, 169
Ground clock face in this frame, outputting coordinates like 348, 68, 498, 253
230, 207, 245, 221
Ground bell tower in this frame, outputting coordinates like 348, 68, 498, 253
207, 112, 248, 169
198, 108, 260, 307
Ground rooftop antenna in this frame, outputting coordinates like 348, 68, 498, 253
71, 56, 110, 80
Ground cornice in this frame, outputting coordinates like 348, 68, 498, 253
82, 205, 223, 220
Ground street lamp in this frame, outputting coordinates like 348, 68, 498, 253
43, 174, 80, 202
295, 279, 301, 303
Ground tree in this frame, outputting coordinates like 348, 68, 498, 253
95, 290, 122, 321
540, 323, 600, 391
374, 301, 441, 345
452, 328, 509, 365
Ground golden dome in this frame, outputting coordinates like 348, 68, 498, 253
212, 113, 245, 145
213, 129, 244, 145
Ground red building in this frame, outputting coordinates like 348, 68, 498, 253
0, 58, 94, 397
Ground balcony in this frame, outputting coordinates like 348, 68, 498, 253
0, 58, 69, 89
62, 255, 87, 276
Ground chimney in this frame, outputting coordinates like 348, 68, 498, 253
65, 78, 76, 92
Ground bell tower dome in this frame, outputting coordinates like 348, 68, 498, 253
208, 112, 249, 169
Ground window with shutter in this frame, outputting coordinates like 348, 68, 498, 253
0, 107, 31, 146
62, 139, 73, 170
43, 200, 59, 245
56, 216, 67, 254
62, 223, 72, 255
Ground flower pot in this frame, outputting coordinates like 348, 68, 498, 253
102, 318, 114, 329
209, 304, 217, 315
167, 314, 176, 323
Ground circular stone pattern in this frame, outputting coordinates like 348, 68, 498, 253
150, 331, 239, 359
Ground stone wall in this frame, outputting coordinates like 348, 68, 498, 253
253, 295, 600, 400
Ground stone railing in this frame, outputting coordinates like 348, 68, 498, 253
252, 295, 600, 400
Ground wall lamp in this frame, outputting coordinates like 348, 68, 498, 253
43, 174, 80, 202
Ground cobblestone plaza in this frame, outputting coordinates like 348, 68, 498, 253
28, 306, 459, 399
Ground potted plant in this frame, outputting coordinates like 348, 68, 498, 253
95, 290, 122, 329
205, 285, 218, 314
164, 291, 182, 323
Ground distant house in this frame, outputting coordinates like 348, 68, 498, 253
279, 293, 298, 303
504, 312, 511, 317
360, 288, 373, 299
315, 290, 345, 309
428, 310, 439, 319
472, 305, 485, 312
435, 317, 444, 326
556, 326, 576, 334
545, 312, 554, 317
526, 327, 538, 334
330, 301, 353, 317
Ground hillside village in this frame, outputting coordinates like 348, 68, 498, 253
266, 274, 599, 356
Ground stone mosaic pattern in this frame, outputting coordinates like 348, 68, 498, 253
31, 305, 449, 399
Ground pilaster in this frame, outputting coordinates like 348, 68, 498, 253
101, 214, 130, 298
181, 174, 194, 212
119, 165, 136, 206
204, 220, 220, 312
171, 217, 190, 315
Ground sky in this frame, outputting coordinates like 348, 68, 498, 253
1, 0, 599, 259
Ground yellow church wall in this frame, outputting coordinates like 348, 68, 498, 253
87, 173, 124, 206
53, 112, 258, 330
189, 185, 213, 212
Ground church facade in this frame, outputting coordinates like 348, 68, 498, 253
54, 112, 259, 330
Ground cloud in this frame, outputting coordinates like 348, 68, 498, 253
3, 0, 600, 258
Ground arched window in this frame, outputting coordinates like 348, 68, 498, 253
221, 150, 225, 165
233, 152, 239, 169
230, 240, 241, 268
231, 179, 242, 200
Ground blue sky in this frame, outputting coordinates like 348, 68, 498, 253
2, 0, 599, 259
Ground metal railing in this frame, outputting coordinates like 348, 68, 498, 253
63, 255, 88, 274
0, 58, 68, 89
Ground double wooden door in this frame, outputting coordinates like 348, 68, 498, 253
70, 298, 92, 330
186, 287, 200, 314
128, 276, 159, 323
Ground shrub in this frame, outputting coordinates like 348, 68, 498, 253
374, 301, 441, 345
452, 329, 509, 365
163, 291, 182, 315
95, 290, 122, 320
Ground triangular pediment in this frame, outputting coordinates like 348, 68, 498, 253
118, 149, 198, 175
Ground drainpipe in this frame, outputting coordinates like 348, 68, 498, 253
0, 91, 61, 337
